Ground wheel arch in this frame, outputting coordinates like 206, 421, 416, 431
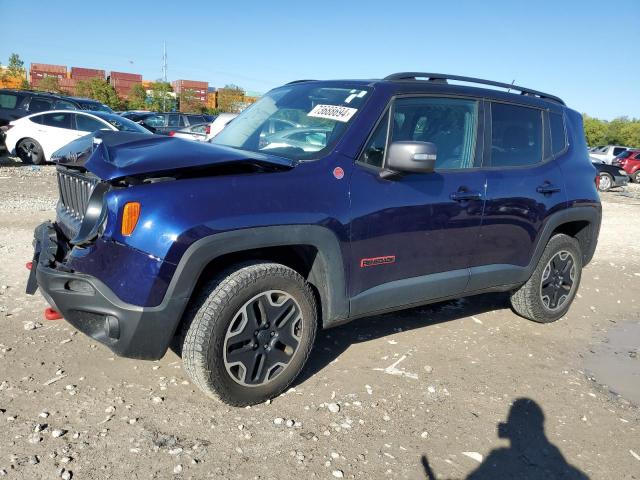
164, 226, 348, 332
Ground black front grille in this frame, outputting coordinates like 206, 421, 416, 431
57, 169, 98, 221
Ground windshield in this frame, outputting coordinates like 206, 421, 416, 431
93, 112, 151, 134
212, 82, 371, 160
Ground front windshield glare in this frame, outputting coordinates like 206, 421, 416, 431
211, 83, 370, 160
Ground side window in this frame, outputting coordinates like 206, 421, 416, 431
490, 103, 542, 167
549, 112, 567, 156
191, 124, 207, 134
613, 147, 627, 156
0, 93, 18, 109
40, 112, 73, 129
54, 100, 77, 110
143, 115, 165, 127
76, 114, 109, 132
168, 114, 180, 127
28, 98, 53, 113
30, 114, 44, 124
635, 153, 640, 160
359, 111, 389, 168
391, 97, 479, 169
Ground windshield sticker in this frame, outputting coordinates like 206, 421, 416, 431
308, 104, 358, 123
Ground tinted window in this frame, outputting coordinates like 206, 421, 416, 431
191, 124, 207, 134
54, 100, 77, 110
0, 93, 18, 109
634, 152, 640, 160
40, 112, 73, 129
613, 147, 627, 156
28, 98, 53, 113
168, 114, 181, 127
360, 112, 389, 167
549, 112, 566, 155
491, 103, 542, 167
187, 115, 206, 125
76, 114, 109, 132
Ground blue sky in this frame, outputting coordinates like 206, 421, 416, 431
1, 0, 638, 119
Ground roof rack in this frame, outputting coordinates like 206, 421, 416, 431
286, 79, 316, 85
383, 72, 565, 105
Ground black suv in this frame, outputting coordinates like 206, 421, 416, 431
0, 89, 81, 127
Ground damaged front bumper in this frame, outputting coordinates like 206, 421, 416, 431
27, 222, 188, 360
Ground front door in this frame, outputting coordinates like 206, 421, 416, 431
349, 96, 486, 317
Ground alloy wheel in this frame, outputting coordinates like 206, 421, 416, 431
539, 250, 576, 311
223, 290, 303, 386
599, 174, 612, 191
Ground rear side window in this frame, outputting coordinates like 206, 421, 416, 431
613, 147, 627, 156
168, 114, 181, 127
76, 114, 108, 132
40, 112, 73, 129
54, 100, 77, 110
0, 93, 18, 109
28, 97, 53, 113
549, 112, 567, 156
187, 115, 206, 125
490, 103, 542, 167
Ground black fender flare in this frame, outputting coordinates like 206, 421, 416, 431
162, 225, 349, 329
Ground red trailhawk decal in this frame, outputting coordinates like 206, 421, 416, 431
360, 256, 396, 268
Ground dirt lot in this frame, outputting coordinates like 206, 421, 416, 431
0, 154, 639, 480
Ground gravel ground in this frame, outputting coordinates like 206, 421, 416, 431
0, 155, 639, 479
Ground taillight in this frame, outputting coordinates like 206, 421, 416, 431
595, 175, 600, 190
121, 202, 141, 236
205, 125, 211, 135
168, 131, 175, 137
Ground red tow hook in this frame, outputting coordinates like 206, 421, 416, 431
44, 307, 63, 321
26, 261, 33, 270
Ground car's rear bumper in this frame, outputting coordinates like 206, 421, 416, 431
612, 174, 629, 187
28, 222, 188, 360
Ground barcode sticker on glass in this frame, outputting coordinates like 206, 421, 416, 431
308, 104, 358, 123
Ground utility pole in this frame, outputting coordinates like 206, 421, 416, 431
162, 42, 168, 111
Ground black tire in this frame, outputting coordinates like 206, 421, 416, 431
180, 262, 317, 406
633, 171, 640, 183
510, 234, 582, 323
16, 138, 45, 165
598, 172, 613, 192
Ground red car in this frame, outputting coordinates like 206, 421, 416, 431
618, 149, 640, 182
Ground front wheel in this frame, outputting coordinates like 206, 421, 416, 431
180, 262, 317, 406
510, 234, 582, 323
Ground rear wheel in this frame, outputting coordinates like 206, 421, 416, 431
180, 262, 317, 406
16, 138, 44, 165
510, 234, 582, 323
598, 172, 613, 191
633, 171, 640, 183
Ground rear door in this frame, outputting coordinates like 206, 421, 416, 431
349, 95, 486, 316
468, 102, 567, 290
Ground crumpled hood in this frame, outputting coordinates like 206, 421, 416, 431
80, 131, 295, 181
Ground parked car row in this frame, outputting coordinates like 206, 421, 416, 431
589, 144, 635, 165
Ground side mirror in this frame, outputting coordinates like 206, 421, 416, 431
381, 141, 437, 178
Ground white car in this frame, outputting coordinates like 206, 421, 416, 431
589, 145, 631, 165
170, 113, 238, 142
5, 110, 151, 164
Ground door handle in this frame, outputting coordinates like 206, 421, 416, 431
450, 190, 482, 201
536, 184, 561, 194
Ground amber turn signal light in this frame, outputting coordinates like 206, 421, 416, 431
121, 202, 141, 236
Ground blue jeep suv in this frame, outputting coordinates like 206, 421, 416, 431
27, 73, 601, 406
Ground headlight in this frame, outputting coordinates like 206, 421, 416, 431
70, 182, 109, 246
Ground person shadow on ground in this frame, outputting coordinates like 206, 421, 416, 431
422, 398, 589, 480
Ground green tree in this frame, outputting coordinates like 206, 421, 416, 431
127, 83, 147, 110
582, 114, 607, 147
36, 76, 63, 94
7, 53, 25, 77
217, 84, 245, 113
147, 81, 175, 111
76, 78, 121, 109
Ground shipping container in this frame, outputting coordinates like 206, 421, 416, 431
172, 79, 209, 94
30, 71, 65, 80
109, 71, 142, 82
71, 67, 105, 79
31, 63, 67, 74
